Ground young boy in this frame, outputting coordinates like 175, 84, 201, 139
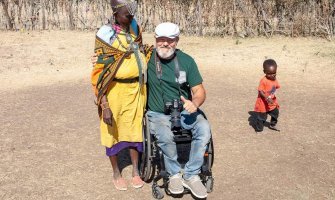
254, 59, 280, 132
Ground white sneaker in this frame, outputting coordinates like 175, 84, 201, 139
168, 173, 184, 194
183, 175, 207, 198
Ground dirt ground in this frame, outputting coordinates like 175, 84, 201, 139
0, 31, 334, 200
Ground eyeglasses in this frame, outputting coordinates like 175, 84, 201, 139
156, 38, 177, 44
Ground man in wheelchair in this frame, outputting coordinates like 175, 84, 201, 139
146, 22, 212, 199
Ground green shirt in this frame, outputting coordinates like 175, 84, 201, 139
147, 49, 203, 113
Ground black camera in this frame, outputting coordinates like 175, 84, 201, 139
164, 99, 183, 131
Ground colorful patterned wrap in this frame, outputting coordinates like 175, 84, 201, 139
91, 21, 153, 116
91, 20, 154, 150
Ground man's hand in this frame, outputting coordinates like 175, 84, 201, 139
91, 53, 98, 65
181, 96, 197, 113
102, 108, 113, 126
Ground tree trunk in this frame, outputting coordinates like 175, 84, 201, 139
42, 0, 46, 30
68, 0, 74, 30
0, 0, 14, 30
196, 0, 203, 36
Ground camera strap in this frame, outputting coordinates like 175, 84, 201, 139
155, 52, 163, 80
155, 52, 182, 97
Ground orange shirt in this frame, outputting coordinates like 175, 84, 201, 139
254, 76, 280, 113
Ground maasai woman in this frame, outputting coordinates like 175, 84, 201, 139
91, 0, 151, 191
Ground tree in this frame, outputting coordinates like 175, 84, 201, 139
0, 0, 14, 30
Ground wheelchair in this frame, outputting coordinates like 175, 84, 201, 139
139, 112, 214, 199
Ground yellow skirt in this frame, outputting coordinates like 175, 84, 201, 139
99, 55, 147, 148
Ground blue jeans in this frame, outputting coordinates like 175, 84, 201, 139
147, 110, 211, 180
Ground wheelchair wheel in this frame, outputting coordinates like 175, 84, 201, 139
139, 115, 153, 182
200, 111, 214, 167
152, 184, 164, 199
205, 176, 214, 193
208, 137, 214, 168
203, 137, 214, 193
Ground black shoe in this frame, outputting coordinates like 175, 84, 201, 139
255, 129, 263, 133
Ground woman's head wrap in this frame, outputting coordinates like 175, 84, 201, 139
111, 0, 137, 16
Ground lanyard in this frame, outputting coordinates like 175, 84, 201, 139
154, 52, 182, 100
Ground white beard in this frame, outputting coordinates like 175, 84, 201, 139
156, 46, 176, 59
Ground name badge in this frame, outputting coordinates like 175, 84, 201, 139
177, 71, 187, 84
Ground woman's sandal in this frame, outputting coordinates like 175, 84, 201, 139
112, 177, 127, 191
131, 175, 144, 189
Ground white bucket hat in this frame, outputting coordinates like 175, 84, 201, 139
155, 22, 180, 39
